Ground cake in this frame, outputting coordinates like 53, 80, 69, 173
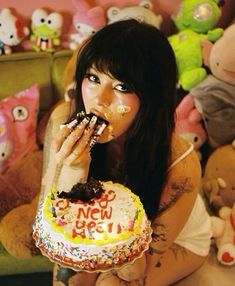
33, 180, 152, 272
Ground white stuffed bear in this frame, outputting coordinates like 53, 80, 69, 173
211, 203, 235, 266
107, 0, 162, 29
0, 8, 29, 55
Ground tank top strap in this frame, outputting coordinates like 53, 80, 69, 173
168, 143, 194, 172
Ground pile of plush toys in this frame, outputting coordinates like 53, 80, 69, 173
0, 0, 235, 269
0, 7, 63, 53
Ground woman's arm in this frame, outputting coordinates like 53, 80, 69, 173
146, 148, 201, 269
40, 101, 71, 198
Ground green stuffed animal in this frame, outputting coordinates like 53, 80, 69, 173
168, 0, 223, 91
30, 8, 63, 52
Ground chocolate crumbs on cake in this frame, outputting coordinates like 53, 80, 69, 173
58, 178, 105, 202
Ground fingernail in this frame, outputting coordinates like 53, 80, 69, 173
67, 119, 78, 129
59, 124, 67, 130
90, 115, 97, 125
96, 123, 106, 136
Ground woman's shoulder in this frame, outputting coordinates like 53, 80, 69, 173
170, 133, 193, 166
158, 133, 201, 214
49, 100, 71, 124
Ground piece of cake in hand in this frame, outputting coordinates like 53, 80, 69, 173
33, 179, 152, 272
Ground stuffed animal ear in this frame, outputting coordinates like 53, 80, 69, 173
176, 94, 194, 119
139, 0, 153, 10
202, 39, 213, 67
107, 7, 121, 21
188, 108, 203, 123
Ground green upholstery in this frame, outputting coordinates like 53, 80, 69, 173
0, 49, 72, 117
0, 49, 72, 275
0, 244, 53, 275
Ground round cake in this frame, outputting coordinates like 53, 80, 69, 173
33, 180, 152, 272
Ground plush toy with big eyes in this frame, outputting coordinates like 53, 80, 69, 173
30, 8, 63, 52
0, 8, 29, 55
168, 0, 223, 91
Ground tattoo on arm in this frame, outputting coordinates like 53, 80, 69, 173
151, 222, 167, 243
169, 244, 188, 260
148, 222, 168, 267
158, 177, 193, 214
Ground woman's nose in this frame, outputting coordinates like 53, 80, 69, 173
96, 86, 112, 106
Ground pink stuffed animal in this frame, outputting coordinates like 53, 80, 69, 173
70, 5, 106, 50
211, 203, 235, 266
175, 93, 207, 159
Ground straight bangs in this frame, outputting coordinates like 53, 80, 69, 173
75, 23, 149, 102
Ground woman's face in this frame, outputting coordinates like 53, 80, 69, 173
81, 67, 140, 143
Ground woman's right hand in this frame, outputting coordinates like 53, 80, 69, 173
53, 115, 98, 167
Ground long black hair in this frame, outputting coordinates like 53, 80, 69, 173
74, 19, 177, 220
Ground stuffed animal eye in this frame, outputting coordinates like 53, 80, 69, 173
46, 13, 63, 30
193, 4, 213, 21
11, 106, 29, 121
32, 8, 48, 26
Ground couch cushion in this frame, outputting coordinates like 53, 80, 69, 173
0, 50, 72, 117
0, 243, 52, 275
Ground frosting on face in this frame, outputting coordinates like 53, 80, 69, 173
116, 105, 131, 115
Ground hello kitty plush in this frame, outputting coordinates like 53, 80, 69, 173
0, 8, 29, 55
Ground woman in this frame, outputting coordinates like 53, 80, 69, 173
43, 19, 212, 286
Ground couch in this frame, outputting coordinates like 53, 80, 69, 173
0, 49, 72, 275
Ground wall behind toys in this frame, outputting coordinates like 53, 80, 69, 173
0, 0, 234, 47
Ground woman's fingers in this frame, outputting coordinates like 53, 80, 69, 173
64, 116, 98, 165
65, 144, 91, 166
55, 115, 98, 164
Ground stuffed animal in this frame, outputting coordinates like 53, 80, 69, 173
202, 141, 235, 213
0, 193, 40, 258
211, 203, 235, 266
191, 23, 235, 148
107, 0, 162, 28
0, 149, 43, 218
175, 93, 207, 159
69, 6, 106, 51
0, 8, 29, 55
30, 8, 63, 52
168, 0, 223, 91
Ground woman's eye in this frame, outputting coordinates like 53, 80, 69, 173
85, 73, 100, 84
115, 83, 130, 93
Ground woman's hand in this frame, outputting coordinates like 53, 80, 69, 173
53, 115, 98, 167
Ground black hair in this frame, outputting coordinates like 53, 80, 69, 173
74, 19, 177, 220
